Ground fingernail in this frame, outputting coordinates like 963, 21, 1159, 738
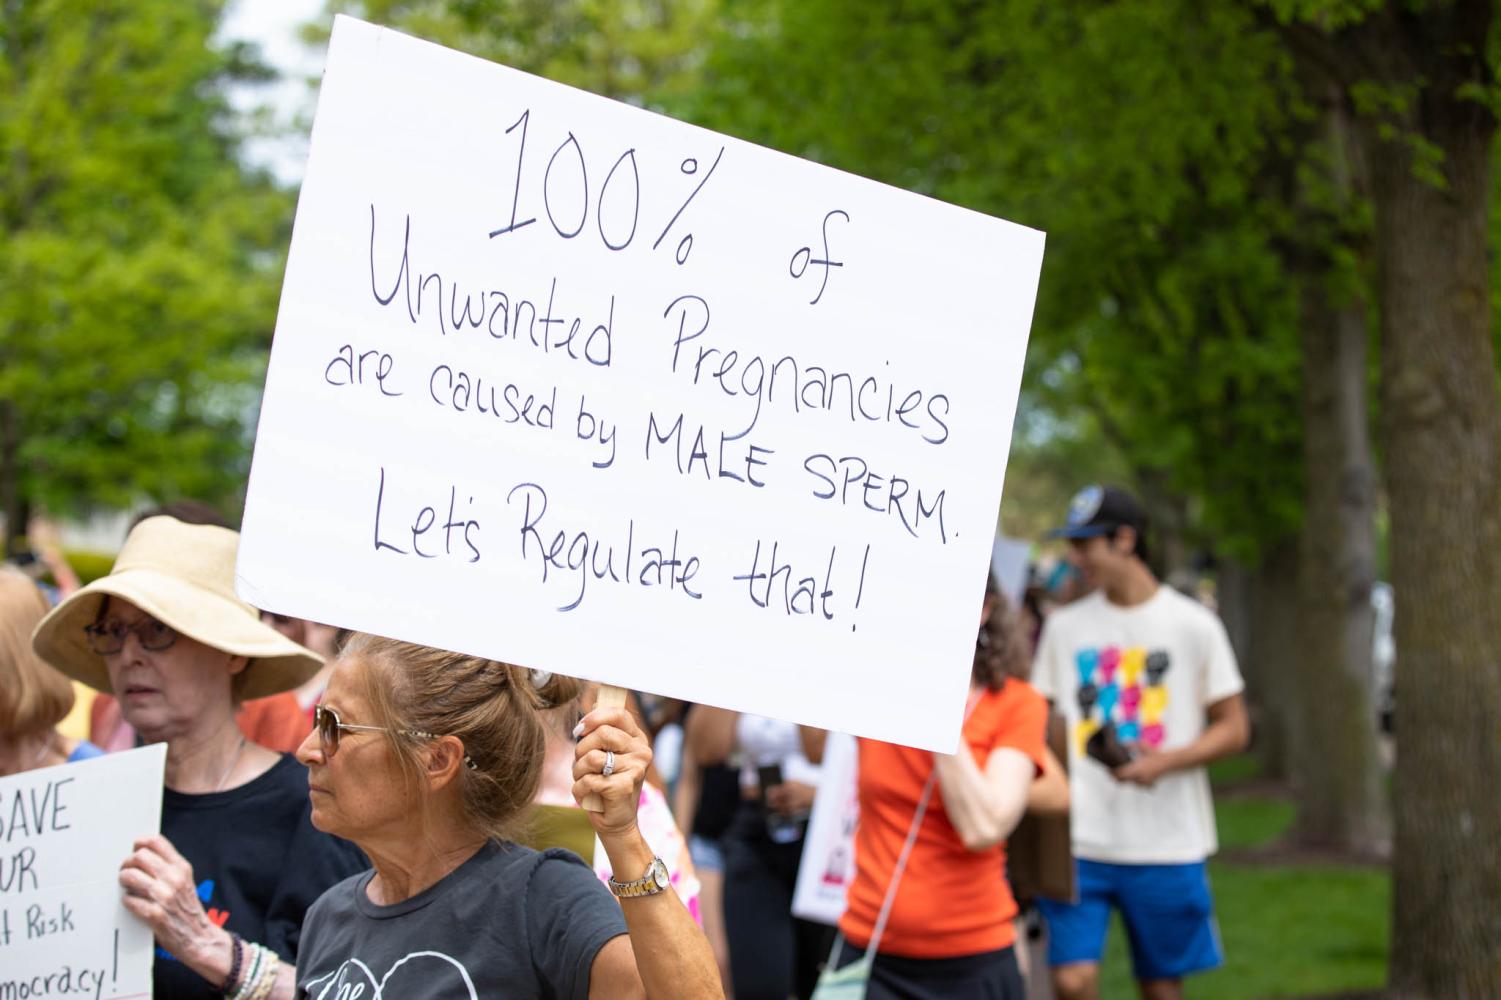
572, 721, 585, 739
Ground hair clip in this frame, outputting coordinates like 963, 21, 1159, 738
464, 755, 478, 770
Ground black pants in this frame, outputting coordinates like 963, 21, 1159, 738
831, 938, 1026, 1000
722, 809, 833, 1000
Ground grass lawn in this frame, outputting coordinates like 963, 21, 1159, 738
1094, 759, 1389, 998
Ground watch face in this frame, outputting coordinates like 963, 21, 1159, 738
651, 859, 670, 890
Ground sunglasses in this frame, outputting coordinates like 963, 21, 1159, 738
313, 705, 478, 769
84, 617, 178, 655
312, 704, 439, 757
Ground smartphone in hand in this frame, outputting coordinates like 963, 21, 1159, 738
1085, 723, 1136, 770
756, 763, 804, 844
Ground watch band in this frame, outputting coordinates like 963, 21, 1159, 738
608, 857, 670, 898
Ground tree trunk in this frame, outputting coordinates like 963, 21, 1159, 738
1290, 89, 1388, 856
1274, 4, 1501, 989
1221, 555, 1289, 781
1134, 474, 1189, 580
1217, 557, 1254, 672
1218, 552, 1266, 768
1294, 275, 1388, 854
1361, 21, 1501, 994
1249, 537, 1299, 782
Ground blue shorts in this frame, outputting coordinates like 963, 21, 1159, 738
688, 833, 725, 873
1037, 859, 1223, 981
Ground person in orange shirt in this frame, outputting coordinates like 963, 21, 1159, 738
833, 573, 1056, 998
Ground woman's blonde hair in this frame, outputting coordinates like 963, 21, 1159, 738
0, 567, 75, 736
342, 634, 581, 842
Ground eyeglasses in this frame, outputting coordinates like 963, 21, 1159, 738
84, 617, 178, 655
312, 704, 440, 758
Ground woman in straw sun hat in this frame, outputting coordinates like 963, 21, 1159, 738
31, 515, 366, 1000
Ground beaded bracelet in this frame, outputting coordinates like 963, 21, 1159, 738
218, 933, 244, 995
228, 943, 263, 1000
248, 951, 280, 1000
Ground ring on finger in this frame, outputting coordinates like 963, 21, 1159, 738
602, 749, 616, 777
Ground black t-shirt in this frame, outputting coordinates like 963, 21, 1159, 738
693, 764, 741, 840
679, 705, 739, 841
157, 754, 367, 999
296, 841, 629, 1000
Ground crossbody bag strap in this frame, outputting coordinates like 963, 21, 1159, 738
866, 687, 987, 957
863, 767, 936, 958
835, 690, 981, 966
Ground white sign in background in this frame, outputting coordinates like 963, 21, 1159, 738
238, 16, 1044, 753
991, 535, 1033, 608
0, 744, 165, 1000
791, 734, 860, 926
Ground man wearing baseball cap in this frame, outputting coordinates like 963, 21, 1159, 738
1030, 485, 1250, 1000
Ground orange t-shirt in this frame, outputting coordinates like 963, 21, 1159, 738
237, 692, 314, 754
839, 679, 1048, 959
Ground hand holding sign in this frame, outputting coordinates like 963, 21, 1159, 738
571, 702, 652, 836
579, 684, 628, 813
118, 834, 230, 981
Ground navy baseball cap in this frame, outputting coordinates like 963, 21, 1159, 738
1049, 484, 1148, 539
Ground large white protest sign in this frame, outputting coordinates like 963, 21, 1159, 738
0, 744, 165, 1000
238, 16, 1044, 752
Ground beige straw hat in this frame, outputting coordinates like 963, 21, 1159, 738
31, 516, 322, 699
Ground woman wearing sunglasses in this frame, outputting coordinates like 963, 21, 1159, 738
289, 634, 722, 999
31, 516, 366, 1000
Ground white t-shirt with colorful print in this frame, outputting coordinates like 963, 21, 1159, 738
1032, 585, 1244, 864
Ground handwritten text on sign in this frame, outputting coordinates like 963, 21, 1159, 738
0, 744, 165, 1000
238, 16, 1044, 753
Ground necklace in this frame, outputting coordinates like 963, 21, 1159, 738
215, 736, 247, 792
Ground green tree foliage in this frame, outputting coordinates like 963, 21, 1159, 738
681, 0, 1306, 563
330, 0, 717, 103
0, 0, 291, 541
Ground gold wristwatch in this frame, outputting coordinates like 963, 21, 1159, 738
608, 857, 671, 898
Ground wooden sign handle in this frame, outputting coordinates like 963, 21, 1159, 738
581, 684, 628, 813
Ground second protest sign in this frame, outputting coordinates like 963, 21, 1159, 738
0, 744, 165, 1000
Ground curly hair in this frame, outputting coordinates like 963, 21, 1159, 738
972, 573, 1031, 691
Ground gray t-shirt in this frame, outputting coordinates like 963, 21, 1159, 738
296, 841, 628, 999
